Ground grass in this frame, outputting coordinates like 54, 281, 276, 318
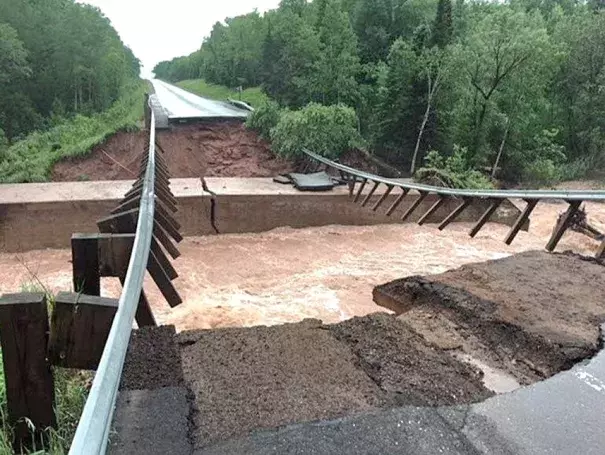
0, 356, 91, 455
0, 80, 147, 183
0, 283, 90, 454
176, 79, 268, 108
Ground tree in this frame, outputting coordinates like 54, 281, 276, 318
452, 8, 552, 162
313, 0, 360, 105
432, 0, 453, 48
260, 6, 321, 107
411, 47, 450, 174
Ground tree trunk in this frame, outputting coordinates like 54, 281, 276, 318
411, 101, 431, 175
492, 119, 510, 179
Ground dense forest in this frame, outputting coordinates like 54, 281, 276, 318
0, 0, 144, 183
155, 0, 605, 186
0, 0, 140, 145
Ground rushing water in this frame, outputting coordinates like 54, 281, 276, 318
1, 201, 603, 332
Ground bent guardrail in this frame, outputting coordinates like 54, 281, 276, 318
302, 149, 605, 255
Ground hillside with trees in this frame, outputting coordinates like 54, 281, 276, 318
0, 0, 142, 182
155, 0, 605, 187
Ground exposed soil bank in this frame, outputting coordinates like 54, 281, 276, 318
51, 121, 384, 181
178, 313, 491, 449
374, 251, 605, 385
52, 122, 294, 181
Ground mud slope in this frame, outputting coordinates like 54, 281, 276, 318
374, 251, 605, 385
52, 122, 294, 181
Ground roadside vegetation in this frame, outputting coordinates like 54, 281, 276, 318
176, 79, 268, 107
0, 83, 146, 183
155, 0, 605, 189
0, 358, 90, 455
0, 0, 143, 183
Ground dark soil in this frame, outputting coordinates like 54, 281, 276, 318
178, 314, 491, 449
374, 251, 605, 384
120, 325, 184, 390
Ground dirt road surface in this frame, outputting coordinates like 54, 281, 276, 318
1, 201, 603, 332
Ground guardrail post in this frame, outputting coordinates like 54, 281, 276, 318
0, 293, 56, 451
48, 292, 119, 370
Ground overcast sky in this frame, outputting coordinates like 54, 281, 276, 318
78, 0, 280, 78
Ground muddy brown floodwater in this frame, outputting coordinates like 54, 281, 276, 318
0, 201, 603, 332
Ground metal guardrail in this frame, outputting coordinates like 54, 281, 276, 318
302, 149, 605, 255
69, 110, 158, 454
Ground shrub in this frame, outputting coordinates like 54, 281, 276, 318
246, 100, 281, 140
415, 146, 493, 189
270, 103, 364, 159
522, 158, 561, 187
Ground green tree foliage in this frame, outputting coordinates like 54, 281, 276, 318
432, 0, 453, 48
246, 100, 282, 140
0, 0, 140, 143
312, 0, 360, 105
271, 103, 364, 159
154, 0, 605, 185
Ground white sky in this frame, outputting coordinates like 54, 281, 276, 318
77, 0, 281, 78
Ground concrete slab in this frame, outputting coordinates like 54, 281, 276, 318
108, 387, 192, 455
0, 179, 213, 252
0, 177, 522, 252
205, 178, 522, 234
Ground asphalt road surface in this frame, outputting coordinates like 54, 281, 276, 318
151, 79, 250, 121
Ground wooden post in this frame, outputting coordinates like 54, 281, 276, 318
72, 234, 100, 295
504, 199, 538, 245
469, 199, 502, 238
73, 234, 158, 328
48, 293, 118, 370
0, 293, 55, 450
546, 201, 582, 252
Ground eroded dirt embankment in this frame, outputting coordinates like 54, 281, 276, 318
52, 122, 295, 181
374, 251, 605, 386
51, 121, 383, 181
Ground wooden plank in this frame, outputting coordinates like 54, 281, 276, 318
504, 199, 538, 245
0, 293, 55, 450
97, 234, 135, 278
469, 198, 502, 238
418, 196, 448, 226
438, 198, 472, 230
118, 278, 157, 328
156, 197, 181, 230
154, 220, 181, 260
546, 201, 582, 252
48, 292, 118, 370
152, 237, 178, 280
147, 250, 183, 307
97, 209, 138, 235
71, 234, 100, 295
401, 191, 428, 222
110, 194, 141, 215
361, 181, 380, 207
385, 188, 409, 216
353, 178, 368, 203
156, 209, 183, 243
347, 174, 356, 199
372, 185, 394, 212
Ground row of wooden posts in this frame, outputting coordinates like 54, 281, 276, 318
0, 101, 183, 451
